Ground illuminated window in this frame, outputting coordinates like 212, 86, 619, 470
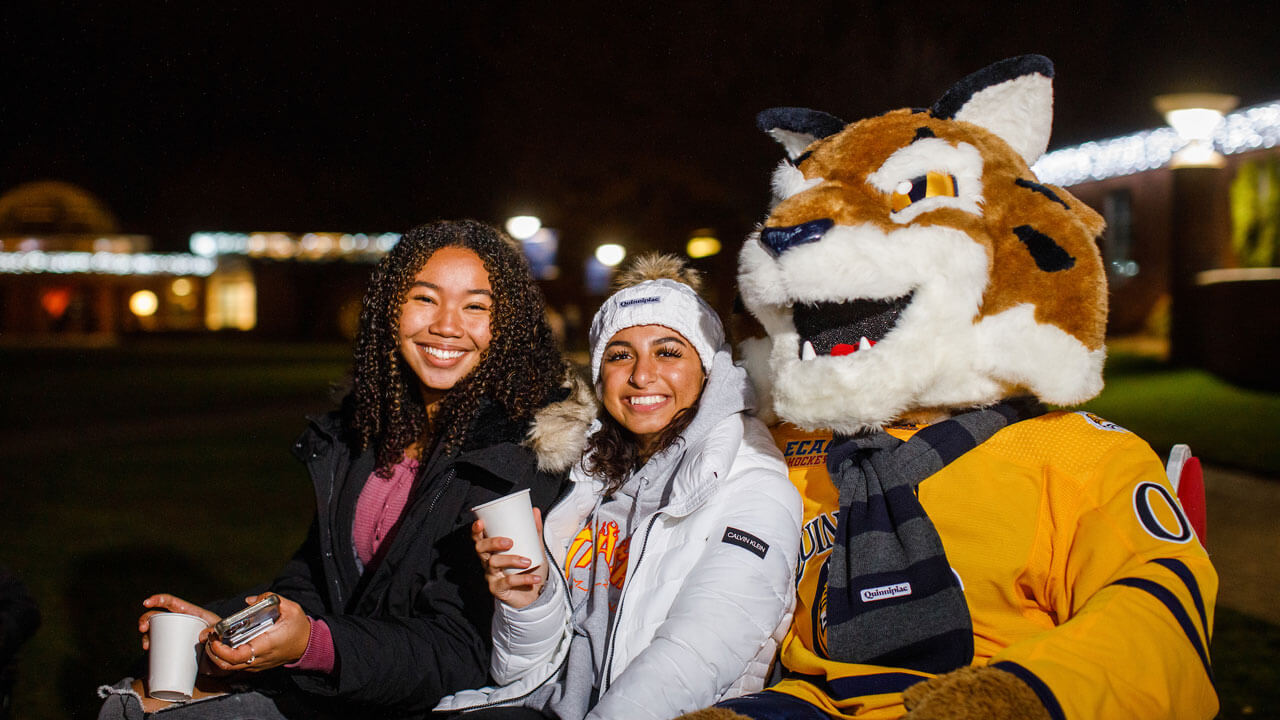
205, 267, 256, 330
1102, 190, 1138, 285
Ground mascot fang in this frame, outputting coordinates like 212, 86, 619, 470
692, 55, 1219, 720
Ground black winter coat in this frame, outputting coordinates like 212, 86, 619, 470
233, 402, 567, 718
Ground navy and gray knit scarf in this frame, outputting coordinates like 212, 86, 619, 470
822, 399, 1043, 674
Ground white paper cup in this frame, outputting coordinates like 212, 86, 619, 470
472, 489, 543, 575
147, 612, 209, 701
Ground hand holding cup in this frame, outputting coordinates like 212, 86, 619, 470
472, 489, 547, 608
145, 611, 210, 701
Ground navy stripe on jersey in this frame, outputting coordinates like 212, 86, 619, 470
1153, 557, 1210, 643
1112, 577, 1215, 683
991, 661, 1066, 720
782, 669, 928, 700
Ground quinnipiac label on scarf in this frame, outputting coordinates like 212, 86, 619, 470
860, 582, 913, 602
722, 527, 769, 559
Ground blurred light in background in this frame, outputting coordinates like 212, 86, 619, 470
189, 231, 399, 261
205, 261, 256, 330
521, 227, 560, 280
505, 215, 542, 240
595, 243, 626, 267
1033, 98, 1279, 186
39, 287, 71, 319
584, 256, 614, 295
169, 277, 199, 312
1155, 93, 1239, 168
0, 250, 216, 276
686, 229, 721, 259
129, 290, 158, 317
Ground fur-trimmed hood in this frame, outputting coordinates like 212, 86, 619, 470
525, 363, 597, 473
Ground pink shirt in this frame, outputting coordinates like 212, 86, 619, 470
289, 456, 418, 673
352, 456, 419, 566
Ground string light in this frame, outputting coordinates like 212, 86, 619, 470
189, 231, 400, 259
0, 251, 216, 276
1033, 100, 1280, 186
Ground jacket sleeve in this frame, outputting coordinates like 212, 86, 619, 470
286, 516, 494, 714
283, 459, 566, 714
489, 565, 573, 684
990, 435, 1219, 719
587, 457, 802, 720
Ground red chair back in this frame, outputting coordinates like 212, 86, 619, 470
1166, 444, 1207, 546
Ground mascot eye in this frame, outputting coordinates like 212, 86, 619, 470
889, 172, 958, 212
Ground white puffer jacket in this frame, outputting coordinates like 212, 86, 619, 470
437, 409, 801, 719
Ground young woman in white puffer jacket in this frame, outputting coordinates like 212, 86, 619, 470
436, 255, 802, 720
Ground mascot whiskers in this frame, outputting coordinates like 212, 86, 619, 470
686, 55, 1217, 720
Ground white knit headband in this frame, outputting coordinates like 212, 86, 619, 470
588, 279, 724, 383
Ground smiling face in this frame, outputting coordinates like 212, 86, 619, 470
397, 246, 494, 410
599, 324, 706, 456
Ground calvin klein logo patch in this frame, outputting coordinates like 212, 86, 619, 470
860, 582, 912, 602
722, 527, 769, 559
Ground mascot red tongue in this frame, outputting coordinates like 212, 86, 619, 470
685, 55, 1219, 720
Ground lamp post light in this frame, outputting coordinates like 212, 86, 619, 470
584, 243, 626, 296
129, 289, 158, 317
686, 229, 721, 259
594, 243, 626, 268
1155, 92, 1238, 366
505, 215, 542, 241
1154, 93, 1239, 168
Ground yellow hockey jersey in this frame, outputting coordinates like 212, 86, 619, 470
769, 411, 1217, 719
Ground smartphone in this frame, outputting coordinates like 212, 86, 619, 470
213, 595, 281, 648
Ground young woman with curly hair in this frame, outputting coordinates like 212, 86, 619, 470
438, 255, 802, 720
99, 219, 594, 720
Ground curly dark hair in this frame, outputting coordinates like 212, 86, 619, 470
584, 397, 702, 494
349, 219, 564, 474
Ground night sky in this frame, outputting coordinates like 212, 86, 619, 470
4, 1, 1278, 263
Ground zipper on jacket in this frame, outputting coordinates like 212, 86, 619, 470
311, 426, 345, 609
599, 512, 662, 693
463, 529, 574, 711
426, 467, 457, 518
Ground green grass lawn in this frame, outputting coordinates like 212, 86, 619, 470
0, 339, 1275, 718
1, 338, 348, 719
1082, 351, 1280, 475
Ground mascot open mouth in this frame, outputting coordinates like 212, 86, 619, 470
793, 293, 914, 359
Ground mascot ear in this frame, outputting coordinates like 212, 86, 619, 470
757, 107, 847, 161
930, 54, 1054, 165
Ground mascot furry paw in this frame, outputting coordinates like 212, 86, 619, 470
697, 56, 1219, 720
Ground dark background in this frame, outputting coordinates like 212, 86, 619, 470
4, 1, 1279, 264
3, 5, 1280, 716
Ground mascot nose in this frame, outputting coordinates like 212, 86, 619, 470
760, 219, 834, 257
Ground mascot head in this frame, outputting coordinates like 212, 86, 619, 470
738, 55, 1108, 433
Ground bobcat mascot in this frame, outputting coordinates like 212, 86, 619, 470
687, 56, 1218, 720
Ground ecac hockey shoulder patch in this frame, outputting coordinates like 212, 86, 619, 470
1076, 411, 1129, 434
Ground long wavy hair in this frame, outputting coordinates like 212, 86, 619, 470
582, 252, 709, 493
584, 398, 702, 494
349, 219, 564, 474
